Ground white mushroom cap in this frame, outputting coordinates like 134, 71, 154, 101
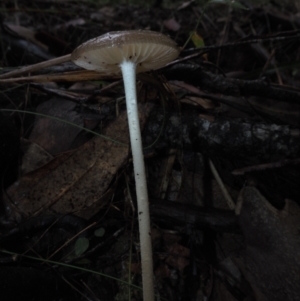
71, 30, 179, 74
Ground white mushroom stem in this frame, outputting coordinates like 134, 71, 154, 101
120, 60, 155, 301
71, 31, 179, 301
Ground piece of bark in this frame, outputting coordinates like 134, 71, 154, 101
143, 110, 300, 159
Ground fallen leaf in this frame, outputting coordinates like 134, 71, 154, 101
166, 243, 190, 271
29, 98, 84, 155
177, 1, 195, 10
6, 103, 153, 221
75, 237, 89, 256
155, 263, 171, 278
190, 31, 205, 48
235, 186, 300, 301
163, 18, 181, 32
21, 138, 53, 174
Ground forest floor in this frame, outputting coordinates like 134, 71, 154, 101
0, 1, 299, 301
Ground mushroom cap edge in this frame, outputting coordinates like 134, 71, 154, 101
71, 30, 180, 74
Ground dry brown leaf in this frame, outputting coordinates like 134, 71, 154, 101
6, 103, 153, 221
155, 263, 171, 279
235, 186, 300, 301
165, 243, 190, 271
177, 1, 195, 11
29, 98, 84, 155
21, 138, 53, 174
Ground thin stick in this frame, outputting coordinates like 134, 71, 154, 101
209, 159, 235, 210
0, 54, 72, 79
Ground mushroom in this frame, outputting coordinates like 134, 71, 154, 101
71, 30, 179, 301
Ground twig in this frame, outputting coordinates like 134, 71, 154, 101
209, 159, 235, 210
232, 158, 300, 175
0, 54, 71, 79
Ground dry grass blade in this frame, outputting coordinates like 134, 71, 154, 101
0, 54, 72, 79
0, 70, 112, 83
